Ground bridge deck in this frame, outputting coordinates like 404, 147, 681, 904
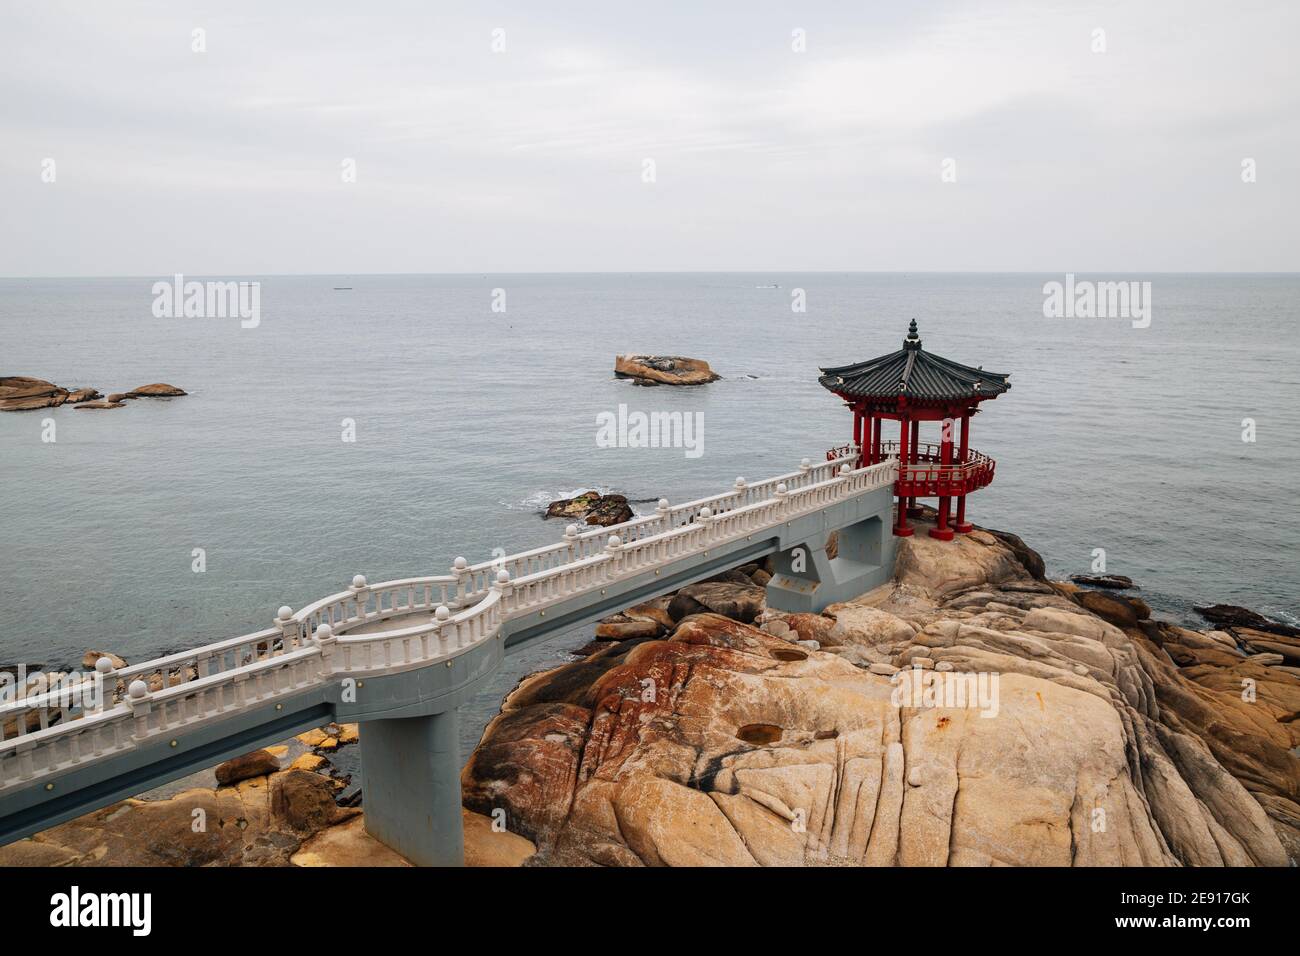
0, 452, 900, 847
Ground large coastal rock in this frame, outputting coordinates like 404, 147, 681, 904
462, 522, 1297, 867
0, 376, 68, 411
614, 355, 720, 386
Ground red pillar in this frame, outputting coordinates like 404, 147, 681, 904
929, 415, 955, 540
954, 412, 973, 533
852, 407, 862, 465
871, 416, 882, 464
894, 414, 913, 536
907, 419, 921, 516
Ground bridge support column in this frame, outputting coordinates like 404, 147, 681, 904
360, 709, 464, 867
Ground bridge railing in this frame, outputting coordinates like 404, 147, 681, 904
0, 451, 894, 792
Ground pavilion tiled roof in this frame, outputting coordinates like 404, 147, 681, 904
818, 320, 1011, 402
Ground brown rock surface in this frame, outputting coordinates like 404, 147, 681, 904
0, 376, 68, 411
614, 354, 720, 386
545, 491, 634, 526
1196, 604, 1300, 637
0, 769, 357, 867
1075, 589, 1151, 627
215, 749, 282, 786
82, 650, 126, 670
127, 383, 187, 397
1070, 574, 1136, 590
463, 529, 1297, 867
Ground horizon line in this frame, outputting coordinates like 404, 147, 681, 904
3, 270, 1299, 281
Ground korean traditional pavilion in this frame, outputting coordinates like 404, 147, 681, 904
819, 320, 1011, 539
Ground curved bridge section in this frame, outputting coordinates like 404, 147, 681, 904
0, 452, 900, 861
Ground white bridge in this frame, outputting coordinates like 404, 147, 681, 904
0, 450, 900, 864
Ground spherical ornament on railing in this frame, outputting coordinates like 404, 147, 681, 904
95, 656, 115, 674
657, 498, 669, 511
351, 574, 367, 589
607, 534, 622, 549
453, 556, 468, 571
496, 569, 511, 585
840, 464, 851, 476
734, 477, 746, 489
776, 482, 788, 495
565, 523, 579, 538
315, 623, 333, 641
435, 605, 450, 622
277, 605, 293, 622
800, 457, 810, 469
699, 507, 712, 520
128, 679, 149, 700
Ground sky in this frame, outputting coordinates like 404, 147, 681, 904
1, 0, 1297, 275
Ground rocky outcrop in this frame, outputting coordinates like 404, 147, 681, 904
215, 749, 282, 785
462, 520, 1297, 867
545, 491, 633, 526
1074, 589, 1151, 628
0, 769, 357, 867
1071, 574, 1135, 590
1, 376, 184, 411
1195, 604, 1300, 637
127, 383, 187, 397
0, 376, 68, 411
614, 355, 720, 386
81, 650, 126, 670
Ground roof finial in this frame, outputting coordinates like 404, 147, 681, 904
903, 318, 921, 350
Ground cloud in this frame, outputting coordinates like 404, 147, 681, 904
0, 0, 1296, 274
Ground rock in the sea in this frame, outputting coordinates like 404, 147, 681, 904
0, 376, 68, 411
74, 399, 126, 410
1070, 574, 1136, 590
126, 383, 187, 398
1195, 603, 1300, 637
64, 387, 101, 403
215, 749, 281, 785
105, 392, 133, 403
545, 491, 633, 526
614, 354, 720, 386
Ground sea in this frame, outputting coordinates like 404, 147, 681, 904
3, 272, 1299, 760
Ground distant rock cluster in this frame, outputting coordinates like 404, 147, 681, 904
0, 376, 186, 412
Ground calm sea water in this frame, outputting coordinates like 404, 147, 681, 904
3, 273, 1299, 755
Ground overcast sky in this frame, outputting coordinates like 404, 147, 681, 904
2, 0, 1296, 275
